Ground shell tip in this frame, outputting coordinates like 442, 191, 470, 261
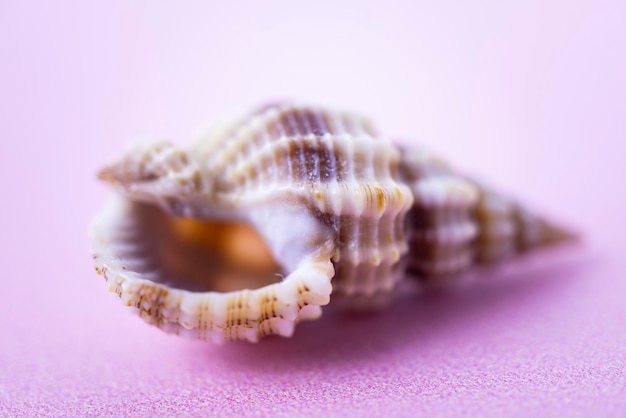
97, 164, 118, 183
540, 221, 581, 247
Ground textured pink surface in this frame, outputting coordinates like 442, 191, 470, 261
2, 1, 625, 416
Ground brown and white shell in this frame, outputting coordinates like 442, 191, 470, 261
90, 102, 574, 342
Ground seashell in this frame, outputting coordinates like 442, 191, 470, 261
90, 102, 575, 342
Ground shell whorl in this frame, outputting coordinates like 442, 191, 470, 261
92, 102, 574, 342
192, 104, 414, 299
401, 166, 478, 277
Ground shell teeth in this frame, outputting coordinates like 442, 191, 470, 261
91, 102, 575, 341
298, 305, 323, 320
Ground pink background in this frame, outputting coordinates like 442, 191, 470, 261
2, 1, 625, 416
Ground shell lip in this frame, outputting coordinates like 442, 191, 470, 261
90, 195, 335, 342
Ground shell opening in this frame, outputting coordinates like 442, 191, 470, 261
117, 202, 285, 293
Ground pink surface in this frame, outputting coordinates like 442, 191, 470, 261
1, 1, 625, 416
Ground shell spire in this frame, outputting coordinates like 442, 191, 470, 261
90, 101, 576, 342
472, 183, 575, 264
397, 146, 575, 280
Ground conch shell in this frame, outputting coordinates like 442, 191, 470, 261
90, 102, 574, 342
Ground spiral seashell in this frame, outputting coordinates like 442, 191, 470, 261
90, 102, 575, 342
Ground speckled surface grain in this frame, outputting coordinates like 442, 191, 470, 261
3, 253, 626, 417
1, 1, 625, 416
